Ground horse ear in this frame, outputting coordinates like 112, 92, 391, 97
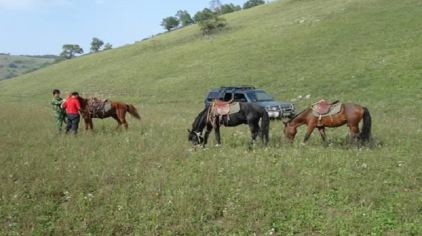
282, 121, 288, 127
187, 129, 191, 133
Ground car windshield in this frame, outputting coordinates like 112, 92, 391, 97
247, 91, 274, 102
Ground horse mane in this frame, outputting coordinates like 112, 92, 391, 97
77, 96, 88, 109
191, 106, 209, 132
288, 107, 310, 123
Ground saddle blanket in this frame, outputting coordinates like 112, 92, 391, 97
312, 102, 342, 118
214, 102, 240, 116
88, 98, 112, 117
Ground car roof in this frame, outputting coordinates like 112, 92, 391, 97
208, 85, 256, 93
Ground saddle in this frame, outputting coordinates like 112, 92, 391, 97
312, 99, 342, 117
208, 100, 241, 126
88, 97, 112, 117
212, 100, 240, 116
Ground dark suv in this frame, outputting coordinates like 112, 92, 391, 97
204, 86, 295, 118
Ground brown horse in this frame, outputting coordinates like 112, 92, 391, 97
283, 103, 371, 144
78, 96, 141, 130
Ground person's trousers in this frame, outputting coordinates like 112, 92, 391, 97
66, 113, 80, 134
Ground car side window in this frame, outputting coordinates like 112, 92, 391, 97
246, 92, 257, 102
234, 93, 247, 102
223, 93, 233, 101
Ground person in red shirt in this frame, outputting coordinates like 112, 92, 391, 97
62, 92, 81, 134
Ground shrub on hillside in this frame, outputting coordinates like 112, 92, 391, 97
243, 0, 265, 9
198, 15, 227, 35
218, 3, 242, 15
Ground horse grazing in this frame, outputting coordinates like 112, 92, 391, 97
78, 96, 141, 130
188, 102, 270, 147
283, 101, 371, 144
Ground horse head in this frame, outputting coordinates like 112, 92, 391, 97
282, 119, 297, 142
187, 129, 204, 146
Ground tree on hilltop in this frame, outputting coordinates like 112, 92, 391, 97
161, 16, 180, 31
60, 44, 84, 59
243, 0, 265, 9
176, 10, 194, 27
90, 37, 104, 53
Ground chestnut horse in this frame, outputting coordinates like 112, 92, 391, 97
283, 103, 371, 144
78, 96, 141, 130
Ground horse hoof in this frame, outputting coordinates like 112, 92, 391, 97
215, 144, 221, 147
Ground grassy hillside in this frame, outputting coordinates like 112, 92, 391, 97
1, 0, 422, 234
0, 54, 56, 80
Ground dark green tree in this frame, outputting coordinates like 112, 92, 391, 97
218, 3, 242, 14
103, 43, 113, 50
243, 0, 265, 9
161, 16, 180, 31
193, 8, 215, 23
176, 10, 194, 27
90, 37, 104, 53
60, 44, 84, 59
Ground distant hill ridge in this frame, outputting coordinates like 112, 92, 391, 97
0, 54, 58, 80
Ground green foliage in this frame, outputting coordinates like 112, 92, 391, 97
218, 3, 242, 15
103, 43, 113, 50
90, 37, 104, 53
60, 44, 84, 59
176, 10, 194, 27
161, 16, 180, 31
243, 0, 265, 9
198, 15, 227, 35
1, 0, 422, 234
193, 8, 215, 23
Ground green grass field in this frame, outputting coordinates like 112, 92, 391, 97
1, 0, 422, 234
0, 55, 56, 80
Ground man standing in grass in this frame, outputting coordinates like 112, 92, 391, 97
51, 89, 66, 132
62, 91, 81, 134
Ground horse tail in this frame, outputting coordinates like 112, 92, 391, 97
261, 110, 270, 145
359, 107, 371, 142
127, 104, 141, 120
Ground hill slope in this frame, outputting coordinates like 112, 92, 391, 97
1, 0, 422, 235
0, 54, 56, 80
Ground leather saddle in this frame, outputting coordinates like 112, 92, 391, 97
211, 100, 240, 116
312, 99, 341, 116
88, 97, 111, 117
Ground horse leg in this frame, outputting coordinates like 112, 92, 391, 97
118, 109, 128, 129
89, 119, 94, 130
112, 114, 122, 129
214, 119, 222, 145
318, 127, 327, 143
84, 118, 93, 130
84, 118, 89, 131
303, 125, 316, 145
203, 123, 213, 147
249, 122, 260, 145
348, 125, 360, 144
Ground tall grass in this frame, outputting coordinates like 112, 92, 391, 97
1, 0, 422, 234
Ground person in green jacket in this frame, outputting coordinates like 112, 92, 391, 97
51, 89, 66, 131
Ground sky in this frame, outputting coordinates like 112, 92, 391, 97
0, 0, 247, 55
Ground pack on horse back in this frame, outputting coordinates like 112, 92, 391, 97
311, 100, 343, 126
208, 100, 241, 126
87, 97, 113, 118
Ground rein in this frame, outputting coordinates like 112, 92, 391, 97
288, 108, 308, 123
